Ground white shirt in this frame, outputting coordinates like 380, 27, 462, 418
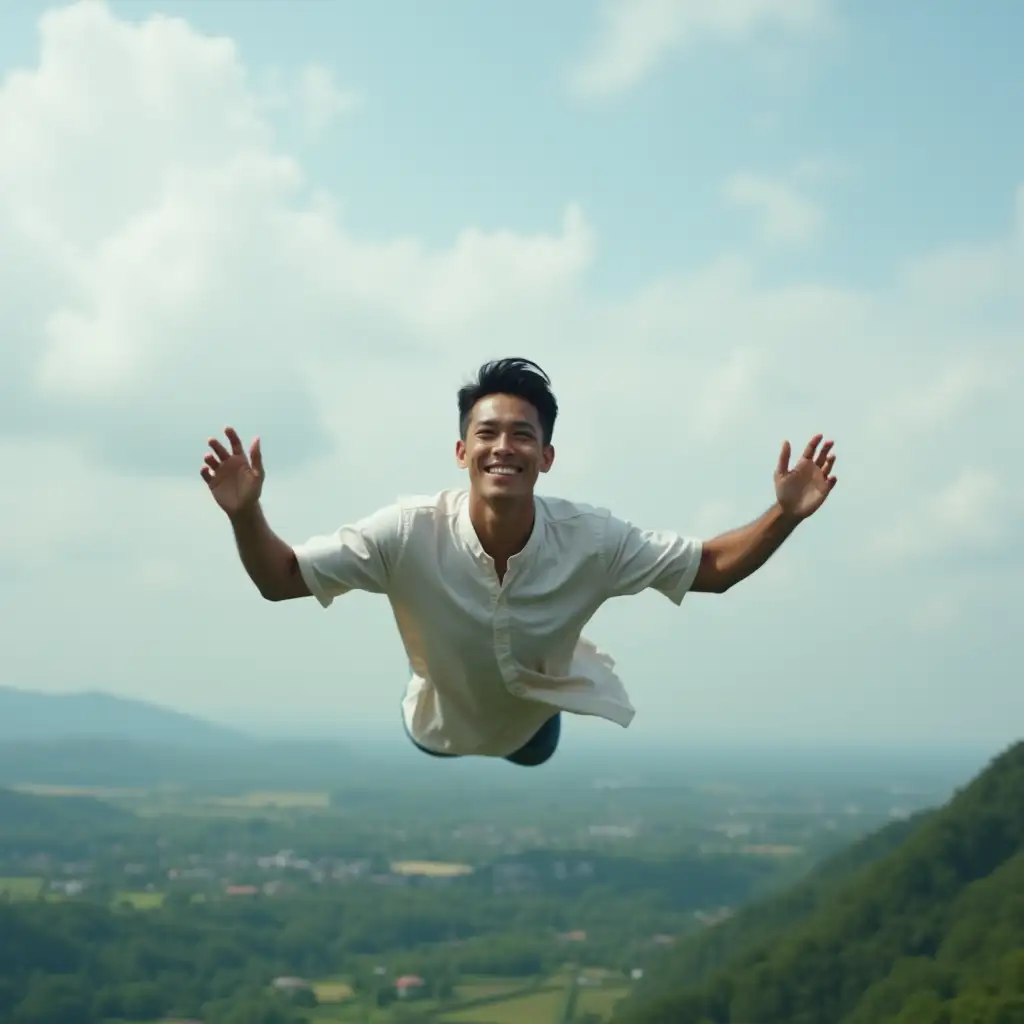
293, 489, 703, 757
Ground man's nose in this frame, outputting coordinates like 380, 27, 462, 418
494, 433, 514, 453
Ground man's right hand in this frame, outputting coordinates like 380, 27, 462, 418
201, 427, 265, 517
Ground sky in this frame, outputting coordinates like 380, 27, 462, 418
0, 0, 1021, 753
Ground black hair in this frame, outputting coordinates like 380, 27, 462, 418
457, 358, 558, 445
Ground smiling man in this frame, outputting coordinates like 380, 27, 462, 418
202, 358, 837, 766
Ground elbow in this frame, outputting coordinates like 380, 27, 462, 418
692, 549, 734, 594
255, 577, 291, 602
700, 575, 733, 595
257, 552, 306, 601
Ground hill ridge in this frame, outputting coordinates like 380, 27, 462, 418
0, 685, 247, 745
616, 738, 1024, 1024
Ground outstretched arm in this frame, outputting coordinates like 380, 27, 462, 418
202, 427, 399, 605
692, 434, 838, 594
201, 428, 312, 601
230, 503, 311, 602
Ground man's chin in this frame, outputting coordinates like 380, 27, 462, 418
473, 478, 533, 501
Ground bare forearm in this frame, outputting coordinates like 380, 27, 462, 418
229, 504, 309, 601
693, 502, 799, 593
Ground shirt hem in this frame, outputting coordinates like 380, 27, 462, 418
292, 544, 334, 609
661, 540, 704, 605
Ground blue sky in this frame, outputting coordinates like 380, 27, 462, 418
0, 0, 1020, 754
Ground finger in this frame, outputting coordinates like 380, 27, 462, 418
250, 436, 264, 477
777, 440, 792, 476
200, 466, 214, 484
224, 427, 244, 456
827, 476, 838, 491
208, 437, 231, 461
204, 453, 219, 471
802, 433, 824, 460
822, 454, 836, 476
815, 440, 834, 468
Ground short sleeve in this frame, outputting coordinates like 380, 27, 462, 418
602, 513, 703, 605
292, 504, 404, 609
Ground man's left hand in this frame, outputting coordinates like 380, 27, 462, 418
774, 434, 837, 521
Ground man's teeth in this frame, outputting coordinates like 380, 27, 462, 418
487, 466, 519, 475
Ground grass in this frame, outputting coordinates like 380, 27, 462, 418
309, 1009, 393, 1023
454, 980, 524, 1001
313, 978, 355, 1003
389, 859, 474, 878
302, 971, 632, 1024
114, 890, 165, 909
437, 986, 566, 1023
0, 876, 44, 900
575, 984, 630, 1020
205, 790, 332, 809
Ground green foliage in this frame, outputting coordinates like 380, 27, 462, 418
616, 740, 1024, 1024
0, 740, 971, 1022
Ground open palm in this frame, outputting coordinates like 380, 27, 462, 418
201, 427, 264, 516
775, 434, 837, 520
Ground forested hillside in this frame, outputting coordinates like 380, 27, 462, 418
617, 808, 931, 1004
615, 740, 1024, 1024
0, 743, 972, 1023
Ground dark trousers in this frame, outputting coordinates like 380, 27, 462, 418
409, 712, 561, 767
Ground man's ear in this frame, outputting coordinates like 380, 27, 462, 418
540, 445, 555, 474
455, 438, 468, 469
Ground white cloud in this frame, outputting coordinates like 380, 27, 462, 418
867, 468, 1004, 563
723, 172, 824, 244
898, 239, 1021, 309
901, 182, 1024, 309
296, 65, 361, 131
867, 355, 1004, 437
568, 0, 832, 98
691, 346, 761, 433
0, 0, 593, 476
258, 63, 361, 134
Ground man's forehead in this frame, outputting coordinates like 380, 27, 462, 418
471, 395, 540, 428
474, 414, 539, 432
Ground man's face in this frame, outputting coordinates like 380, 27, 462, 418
455, 393, 555, 500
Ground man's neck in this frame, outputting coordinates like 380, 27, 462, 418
467, 492, 536, 570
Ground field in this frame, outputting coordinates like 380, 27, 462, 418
575, 984, 630, 1019
10, 783, 147, 798
204, 790, 332, 810
0, 876, 43, 899
302, 971, 628, 1023
437, 986, 567, 1023
313, 978, 355, 1003
453, 980, 526, 1001
115, 890, 165, 909
390, 859, 475, 878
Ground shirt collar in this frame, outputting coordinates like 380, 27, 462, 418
457, 491, 545, 566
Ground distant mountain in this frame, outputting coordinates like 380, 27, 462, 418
0, 686, 247, 746
0, 689, 369, 790
615, 739, 1024, 1024
0, 786, 135, 832
0, 736, 356, 791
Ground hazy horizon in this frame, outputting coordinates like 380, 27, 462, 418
1, 1, 1021, 752
1, 683, 1000, 785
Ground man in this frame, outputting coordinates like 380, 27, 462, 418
202, 358, 837, 767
